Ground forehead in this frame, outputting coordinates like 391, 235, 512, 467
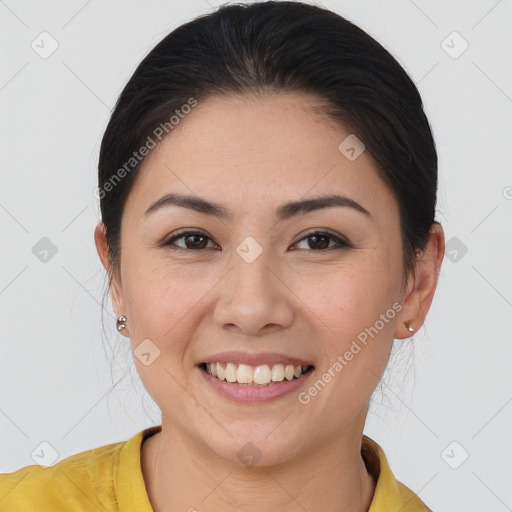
125, 93, 399, 227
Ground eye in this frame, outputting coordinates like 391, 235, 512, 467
162, 229, 351, 252
292, 229, 351, 251
162, 230, 218, 250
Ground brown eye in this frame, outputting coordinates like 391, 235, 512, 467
292, 230, 351, 251
163, 230, 216, 250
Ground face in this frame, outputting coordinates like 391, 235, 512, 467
98, 93, 420, 466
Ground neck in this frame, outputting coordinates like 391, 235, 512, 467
141, 418, 376, 512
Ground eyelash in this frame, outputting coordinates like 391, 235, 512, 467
161, 229, 351, 252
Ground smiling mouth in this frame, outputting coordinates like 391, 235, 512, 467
199, 362, 315, 386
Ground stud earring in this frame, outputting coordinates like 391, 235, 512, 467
116, 315, 127, 331
406, 321, 414, 332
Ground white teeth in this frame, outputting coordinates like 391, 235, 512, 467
253, 365, 272, 384
205, 362, 310, 385
225, 363, 237, 382
271, 364, 285, 382
216, 363, 225, 380
236, 364, 253, 383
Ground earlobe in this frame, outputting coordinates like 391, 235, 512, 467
395, 223, 445, 339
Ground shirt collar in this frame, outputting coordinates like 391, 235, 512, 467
115, 424, 161, 512
363, 434, 431, 511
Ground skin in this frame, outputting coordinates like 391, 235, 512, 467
95, 92, 445, 512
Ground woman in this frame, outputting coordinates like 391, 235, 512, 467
0, 1, 444, 510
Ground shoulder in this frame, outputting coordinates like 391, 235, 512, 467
0, 436, 127, 512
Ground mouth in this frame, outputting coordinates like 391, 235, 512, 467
198, 362, 315, 386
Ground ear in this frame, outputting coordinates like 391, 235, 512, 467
395, 222, 445, 339
94, 222, 127, 326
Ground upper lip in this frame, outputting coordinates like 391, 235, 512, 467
197, 351, 314, 368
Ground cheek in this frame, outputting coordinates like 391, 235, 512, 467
122, 268, 197, 409
298, 253, 401, 337
122, 263, 193, 351
121, 259, 220, 371
297, 258, 400, 407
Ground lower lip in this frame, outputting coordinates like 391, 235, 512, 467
198, 366, 315, 404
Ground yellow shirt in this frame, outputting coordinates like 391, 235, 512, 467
0, 425, 432, 511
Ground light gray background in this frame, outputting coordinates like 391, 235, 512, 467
1, 1, 511, 510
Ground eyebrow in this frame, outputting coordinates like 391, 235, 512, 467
143, 193, 372, 222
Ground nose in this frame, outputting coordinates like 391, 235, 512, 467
212, 254, 295, 336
